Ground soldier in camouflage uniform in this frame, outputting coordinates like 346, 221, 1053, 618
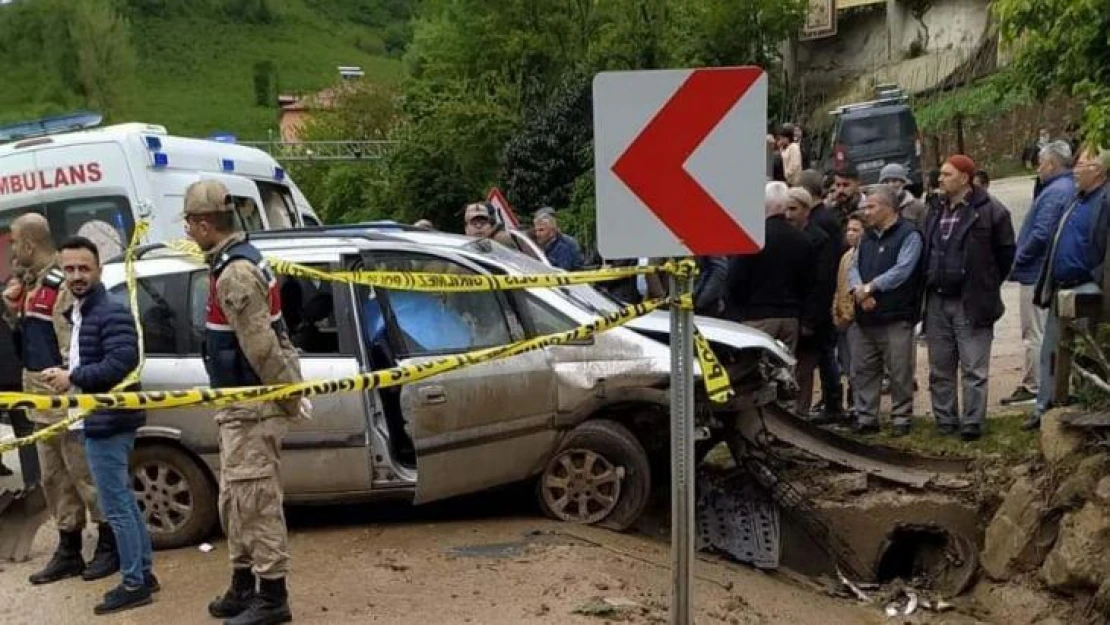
2, 213, 118, 585
183, 181, 309, 625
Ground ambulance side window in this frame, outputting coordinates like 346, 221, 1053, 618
187, 270, 209, 354
256, 182, 298, 229
231, 196, 265, 233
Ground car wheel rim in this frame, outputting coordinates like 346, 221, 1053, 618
132, 460, 193, 536
541, 448, 624, 524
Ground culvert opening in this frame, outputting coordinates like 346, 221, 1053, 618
876, 526, 954, 585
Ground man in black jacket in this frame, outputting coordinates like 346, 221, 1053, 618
849, 186, 925, 436
726, 182, 814, 352
785, 187, 844, 419
922, 155, 1016, 441
42, 237, 155, 614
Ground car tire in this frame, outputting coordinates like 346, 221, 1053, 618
537, 419, 652, 531
130, 444, 218, 550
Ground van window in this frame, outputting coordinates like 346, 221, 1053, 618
0, 195, 134, 276
108, 273, 184, 355
839, 111, 916, 146
256, 182, 298, 229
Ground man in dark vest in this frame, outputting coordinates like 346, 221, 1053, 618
922, 155, 1015, 441
184, 180, 310, 625
848, 185, 924, 436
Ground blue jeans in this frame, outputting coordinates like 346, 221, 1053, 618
84, 431, 152, 588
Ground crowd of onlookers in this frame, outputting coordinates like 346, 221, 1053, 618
422, 126, 1110, 443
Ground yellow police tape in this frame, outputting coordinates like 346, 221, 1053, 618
164, 239, 692, 292
0, 294, 734, 453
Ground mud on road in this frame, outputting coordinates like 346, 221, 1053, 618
0, 495, 882, 625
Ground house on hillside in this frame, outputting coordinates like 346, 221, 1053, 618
793, 0, 997, 111
277, 66, 363, 143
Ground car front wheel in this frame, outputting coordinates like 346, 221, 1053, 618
537, 419, 651, 531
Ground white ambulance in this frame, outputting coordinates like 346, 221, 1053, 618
0, 113, 320, 275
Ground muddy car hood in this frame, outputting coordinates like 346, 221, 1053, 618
625, 312, 795, 365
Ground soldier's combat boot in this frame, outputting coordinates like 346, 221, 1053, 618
209, 568, 257, 618
82, 523, 120, 581
225, 577, 292, 625
29, 530, 85, 585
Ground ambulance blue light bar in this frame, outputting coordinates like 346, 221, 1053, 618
221, 159, 235, 172
274, 167, 285, 181
144, 136, 162, 151
0, 111, 103, 144
152, 153, 169, 168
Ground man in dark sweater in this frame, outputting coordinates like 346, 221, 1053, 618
922, 155, 1016, 441
726, 182, 814, 352
849, 186, 925, 436
42, 237, 154, 614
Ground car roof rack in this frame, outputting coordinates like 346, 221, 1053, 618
829, 85, 909, 116
104, 223, 446, 265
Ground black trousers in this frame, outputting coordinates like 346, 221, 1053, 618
3, 409, 40, 488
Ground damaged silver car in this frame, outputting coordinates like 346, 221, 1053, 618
100, 225, 796, 549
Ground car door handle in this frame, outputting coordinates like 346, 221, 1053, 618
418, 385, 447, 404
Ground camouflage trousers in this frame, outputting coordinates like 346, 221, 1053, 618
24, 370, 102, 531
217, 406, 289, 579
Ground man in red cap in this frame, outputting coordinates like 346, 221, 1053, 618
921, 154, 1016, 441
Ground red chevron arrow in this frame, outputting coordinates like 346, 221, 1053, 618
611, 68, 761, 255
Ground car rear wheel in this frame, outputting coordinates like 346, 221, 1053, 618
537, 419, 651, 531
130, 444, 218, 550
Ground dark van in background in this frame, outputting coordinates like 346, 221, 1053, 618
823, 85, 924, 192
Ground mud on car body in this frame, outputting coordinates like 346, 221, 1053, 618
100, 225, 795, 548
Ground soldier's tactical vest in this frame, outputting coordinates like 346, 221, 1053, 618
21, 266, 65, 372
204, 240, 286, 388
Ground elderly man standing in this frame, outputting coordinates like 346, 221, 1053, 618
726, 182, 814, 352
2, 214, 117, 585
1027, 147, 1110, 430
848, 186, 924, 435
922, 155, 1016, 441
532, 211, 583, 271
879, 164, 928, 228
1005, 141, 1075, 406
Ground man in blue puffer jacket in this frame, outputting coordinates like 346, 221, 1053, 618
42, 236, 155, 615
1005, 141, 1076, 405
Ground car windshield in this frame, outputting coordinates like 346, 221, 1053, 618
465, 238, 623, 315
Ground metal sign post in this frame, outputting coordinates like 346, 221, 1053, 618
669, 271, 695, 625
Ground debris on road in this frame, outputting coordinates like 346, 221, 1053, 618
198, 542, 214, 553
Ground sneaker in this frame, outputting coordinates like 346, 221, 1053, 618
94, 583, 152, 615
1001, 387, 1037, 405
146, 572, 161, 593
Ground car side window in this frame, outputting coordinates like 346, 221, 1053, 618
515, 293, 578, 337
187, 264, 342, 355
365, 254, 513, 357
109, 274, 184, 355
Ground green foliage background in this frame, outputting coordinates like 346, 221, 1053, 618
0, 0, 806, 251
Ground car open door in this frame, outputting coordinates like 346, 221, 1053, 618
357, 248, 559, 504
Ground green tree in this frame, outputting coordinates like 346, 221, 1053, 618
68, 0, 139, 117
995, 0, 1110, 146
